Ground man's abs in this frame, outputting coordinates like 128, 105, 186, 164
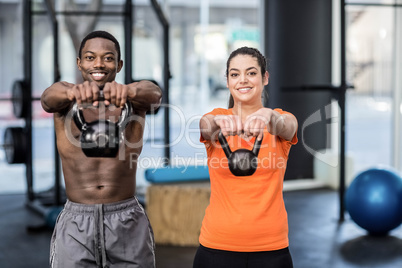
61, 157, 137, 204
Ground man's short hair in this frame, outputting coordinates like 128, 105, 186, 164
78, 30, 121, 62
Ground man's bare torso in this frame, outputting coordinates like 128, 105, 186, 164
54, 103, 144, 204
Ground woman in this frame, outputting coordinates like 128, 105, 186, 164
194, 47, 298, 268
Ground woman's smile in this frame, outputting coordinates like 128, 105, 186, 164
237, 87, 253, 93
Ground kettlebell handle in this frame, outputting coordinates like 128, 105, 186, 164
98, 89, 105, 101
218, 132, 232, 159
72, 86, 104, 130
252, 135, 262, 157
72, 103, 85, 130
72, 100, 132, 130
218, 131, 263, 158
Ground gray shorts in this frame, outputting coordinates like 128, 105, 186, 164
50, 197, 155, 268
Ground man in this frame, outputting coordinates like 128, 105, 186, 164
41, 30, 162, 267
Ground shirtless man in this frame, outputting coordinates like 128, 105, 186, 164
41, 30, 162, 267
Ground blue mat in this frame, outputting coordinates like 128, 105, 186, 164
145, 165, 209, 183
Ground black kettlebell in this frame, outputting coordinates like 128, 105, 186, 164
72, 91, 132, 157
218, 132, 263, 176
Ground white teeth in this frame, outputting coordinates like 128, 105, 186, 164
238, 88, 251, 92
92, 73, 105, 77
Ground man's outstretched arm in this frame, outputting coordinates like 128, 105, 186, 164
41, 81, 76, 114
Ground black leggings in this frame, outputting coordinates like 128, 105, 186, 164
193, 244, 293, 268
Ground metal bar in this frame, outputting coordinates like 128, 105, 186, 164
44, 0, 62, 206
45, 0, 61, 206
23, 0, 34, 202
162, 24, 170, 166
0, 97, 41, 101
53, 13, 62, 205
124, 0, 133, 84
392, 3, 402, 171
346, 3, 402, 7
144, 138, 165, 143
339, 0, 347, 223
0, 144, 13, 149
43, 0, 61, 80
282, 84, 354, 91
150, 0, 171, 165
150, 0, 169, 27
32, 11, 127, 16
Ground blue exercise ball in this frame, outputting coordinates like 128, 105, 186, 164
345, 167, 402, 235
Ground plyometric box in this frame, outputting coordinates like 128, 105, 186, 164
146, 182, 211, 246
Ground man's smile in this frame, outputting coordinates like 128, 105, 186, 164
90, 72, 107, 81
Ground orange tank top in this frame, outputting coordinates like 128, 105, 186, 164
199, 108, 298, 252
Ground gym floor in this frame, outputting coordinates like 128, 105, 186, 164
1, 188, 402, 268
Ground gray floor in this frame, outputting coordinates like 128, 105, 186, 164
1, 188, 402, 268
285, 189, 402, 268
